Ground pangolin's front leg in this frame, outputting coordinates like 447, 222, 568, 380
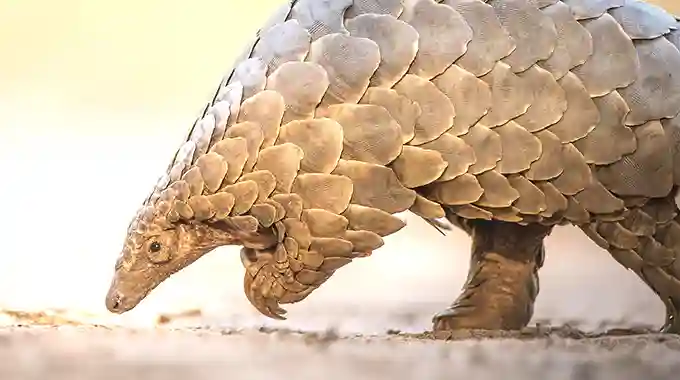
432, 218, 550, 332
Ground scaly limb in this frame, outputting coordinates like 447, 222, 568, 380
432, 219, 551, 332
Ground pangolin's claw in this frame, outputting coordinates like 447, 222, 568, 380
244, 272, 287, 320
661, 297, 680, 334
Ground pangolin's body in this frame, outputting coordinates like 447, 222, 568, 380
106, 0, 680, 333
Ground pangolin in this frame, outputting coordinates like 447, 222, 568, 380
104, 0, 680, 334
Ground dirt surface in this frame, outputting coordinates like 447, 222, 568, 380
0, 325, 679, 380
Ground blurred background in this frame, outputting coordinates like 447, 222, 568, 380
0, 0, 678, 333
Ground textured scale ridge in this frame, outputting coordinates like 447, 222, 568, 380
119, 0, 680, 326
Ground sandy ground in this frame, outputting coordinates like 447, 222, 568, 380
0, 325, 680, 380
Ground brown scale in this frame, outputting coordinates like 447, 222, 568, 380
253, 20, 311, 75
571, 12, 639, 97
473, 170, 520, 208
594, 120, 674, 198
253, 143, 304, 194
537, 1, 593, 80
388, 146, 448, 188
494, 121, 542, 174
572, 90, 635, 165
320, 103, 403, 165
562, 0, 625, 21
410, 194, 446, 219
489, 0, 558, 73
307, 33, 381, 105
332, 159, 417, 214
460, 125, 502, 175
359, 87, 420, 143
276, 118, 343, 174
266, 62, 329, 123
545, 72, 600, 143
430, 64, 492, 136
394, 74, 456, 145
445, 0, 515, 77
232, 58, 268, 100
524, 130, 564, 181
399, 0, 473, 80
478, 62, 534, 128
346, 13, 419, 88
513, 65, 568, 133
418, 133, 476, 182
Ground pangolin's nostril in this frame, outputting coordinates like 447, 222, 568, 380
106, 292, 124, 313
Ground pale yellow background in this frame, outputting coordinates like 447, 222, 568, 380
0, 1, 677, 330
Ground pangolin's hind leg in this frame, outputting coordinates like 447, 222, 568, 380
580, 195, 680, 334
608, 261, 680, 334
627, 270, 680, 334
432, 217, 552, 332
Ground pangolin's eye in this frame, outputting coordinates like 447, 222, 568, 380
149, 241, 162, 253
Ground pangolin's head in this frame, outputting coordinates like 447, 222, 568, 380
105, 221, 221, 314
104, 190, 277, 314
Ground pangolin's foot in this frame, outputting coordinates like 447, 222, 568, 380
432, 220, 551, 333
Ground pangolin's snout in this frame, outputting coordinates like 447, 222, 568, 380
105, 292, 121, 313
105, 290, 128, 314
105, 283, 142, 314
